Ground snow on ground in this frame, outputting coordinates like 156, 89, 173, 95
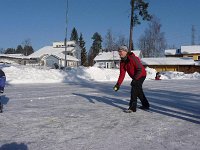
1, 64, 200, 84
0, 64, 200, 149
0, 80, 199, 150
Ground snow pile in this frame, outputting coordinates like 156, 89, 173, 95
161, 71, 200, 79
2, 65, 65, 84
1, 64, 200, 84
75, 67, 132, 82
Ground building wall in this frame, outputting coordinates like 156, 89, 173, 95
183, 54, 200, 61
193, 54, 200, 60
144, 65, 200, 73
95, 60, 120, 69
44, 56, 59, 68
60, 59, 78, 68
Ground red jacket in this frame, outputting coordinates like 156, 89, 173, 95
117, 52, 146, 86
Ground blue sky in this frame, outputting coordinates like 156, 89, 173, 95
0, 0, 200, 51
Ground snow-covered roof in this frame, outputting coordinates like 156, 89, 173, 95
141, 57, 195, 65
94, 51, 120, 61
0, 54, 28, 59
165, 49, 177, 55
94, 50, 142, 61
28, 46, 76, 58
181, 45, 200, 54
53, 41, 76, 48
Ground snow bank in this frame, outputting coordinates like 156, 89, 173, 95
1, 64, 200, 84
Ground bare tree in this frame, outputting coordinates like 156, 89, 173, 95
0, 48, 5, 54
116, 34, 128, 48
137, 16, 167, 57
22, 39, 34, 56
22, 38, 31, 47
104, 29, 118, 52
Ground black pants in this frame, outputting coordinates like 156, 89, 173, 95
129, 76, 149, 110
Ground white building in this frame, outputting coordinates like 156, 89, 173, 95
29, 41, 81, 68
94, 50, 143, 69
0, 54, 31, 65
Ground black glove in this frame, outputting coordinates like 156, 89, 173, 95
113, 84, 120, 91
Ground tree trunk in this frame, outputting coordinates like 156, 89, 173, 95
129, 0, 134, 51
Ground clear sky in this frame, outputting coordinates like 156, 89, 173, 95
0, 0, 200, 51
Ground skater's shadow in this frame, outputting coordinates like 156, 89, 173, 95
0, 142, 28, 150
145, 88, 200, 125
149, 104, 200, 124
73, 93, 128, 110
0, 95, 9, 105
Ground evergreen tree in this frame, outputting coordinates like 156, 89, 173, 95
88, 32, 102, 66
129, 0, 152, 50
70, 27, 79, 42
4, 48, 16, 54
16, 45, 23, 54
89, 32, 102, 66
91, 32, 102, 56
79, 33, 87, 66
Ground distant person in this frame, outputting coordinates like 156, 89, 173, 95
155, 72, 161, 80
0, 69, 6, 93
113, 46, 150, 113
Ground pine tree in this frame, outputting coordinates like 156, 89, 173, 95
88, 32, 102, 66
70, 27, 79, 42
4, 48, 16, 54
16, 45, 23, 54
79, 33, 87, 66
129, 0, 152, 51
91, 32, 102, 56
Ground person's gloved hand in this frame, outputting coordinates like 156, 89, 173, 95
113, 84, 120, 91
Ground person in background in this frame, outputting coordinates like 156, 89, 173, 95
0, 68, 6, 113
113, 46, 150, 113
0, 69, 6, 93
155, 72, 161, 80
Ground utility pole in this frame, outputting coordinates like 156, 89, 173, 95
129, 0, 134, 51
191, 25, 195, 45
64, 0, 69, 67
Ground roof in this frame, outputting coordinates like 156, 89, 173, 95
28, 46, 76, 59
141, 57, 195, 65
181, 45, 200, 54
165, 49, 177, 55
94, 51, 120, 61
94, 50, 142, 61
0, 54, 29, 59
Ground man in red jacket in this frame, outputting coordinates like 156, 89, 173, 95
113, 46, 150, 113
